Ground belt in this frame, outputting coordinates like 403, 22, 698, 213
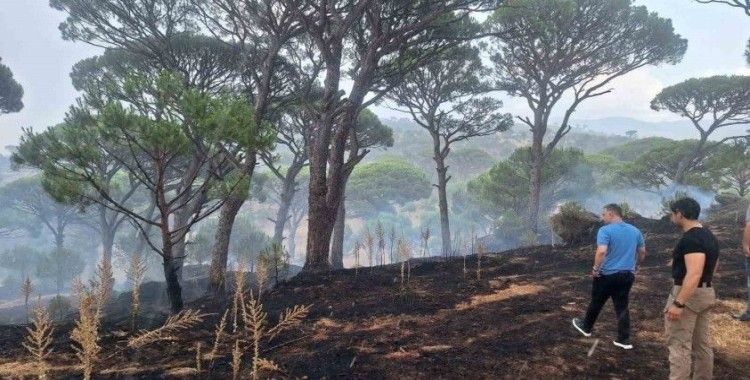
674, 281, 712, 288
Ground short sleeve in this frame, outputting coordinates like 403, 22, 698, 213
638, 232, 645, 248
746, 205, 750, 223
680, 237, 706, 256
596, 227, 610, 246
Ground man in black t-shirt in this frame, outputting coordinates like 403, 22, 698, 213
664, 197, 718, 380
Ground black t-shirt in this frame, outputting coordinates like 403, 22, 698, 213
672, 226, 719, 285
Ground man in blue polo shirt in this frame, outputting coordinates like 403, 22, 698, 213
572, 203, 647, 350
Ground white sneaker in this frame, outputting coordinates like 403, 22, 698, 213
613, 340, 633, 350
572, 318, 592, 337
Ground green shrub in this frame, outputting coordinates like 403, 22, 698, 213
550, 202, 602, 247
620, 202, 639, 219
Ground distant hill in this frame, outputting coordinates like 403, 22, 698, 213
569, 116, 749, 140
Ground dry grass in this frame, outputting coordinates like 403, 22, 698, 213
208, 308, 229, 369
421, 227, 431, 258
241, 291, 312, 380
398, 239, 412, 290
22, 303, 54, 380
267, 305, 311, 341
71, 289, 101, 380
456, 284, 547, 310
376, 221, 386, 266
127, 309, 209, 349
462, 240, 469, 277
388, 225, 396, 265
20, 276, 33, 322
126, 252, 147, 332
233, 260, 248, 333
353, 240, 362, 277
712, 300, 750, 356
476, 242, 485, 281
231, 339, 242, 380
93, 257, 114, 311
364, 227, 375, 270
195, 342, 202, 372
255, 258, 269, 297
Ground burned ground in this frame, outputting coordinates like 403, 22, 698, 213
0, 217, 748, 379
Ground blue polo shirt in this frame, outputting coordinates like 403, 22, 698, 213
597, 222, 645, 275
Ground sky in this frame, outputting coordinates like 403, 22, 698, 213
0, 0, 748, 153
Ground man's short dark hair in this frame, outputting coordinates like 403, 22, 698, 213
604, 203, 623, 217
670, 197, 701, 220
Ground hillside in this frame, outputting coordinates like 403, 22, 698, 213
0, 216, 748, 379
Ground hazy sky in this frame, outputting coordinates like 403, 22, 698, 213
0, 0, 748, 153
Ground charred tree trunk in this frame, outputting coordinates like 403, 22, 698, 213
162, 248, 184, 313
329, 196, 346, 269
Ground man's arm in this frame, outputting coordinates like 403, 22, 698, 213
666, 253, 706, 321
636, 246, 647, 271
743, 221, 750, 257
592, 245, 607, 277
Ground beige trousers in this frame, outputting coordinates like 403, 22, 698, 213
664, 285, 716, 380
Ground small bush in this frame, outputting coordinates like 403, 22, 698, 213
620, 202, 639, 220
47, 295, 72, 321
550, 202, 602, 247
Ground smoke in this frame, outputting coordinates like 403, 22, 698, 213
581, 184, 716, 219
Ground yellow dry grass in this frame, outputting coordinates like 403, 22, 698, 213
127, 309, 208, 349
21, 304, 54, 379
456, 284, 548, 310
712, 300, 750, 357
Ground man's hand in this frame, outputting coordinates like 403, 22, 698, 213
665, 304, 683, 321
591, 268, 601, 278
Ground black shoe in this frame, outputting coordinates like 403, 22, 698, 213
735, 313, 750, 322
613, 339, 633, 350
572, 318, 592, 337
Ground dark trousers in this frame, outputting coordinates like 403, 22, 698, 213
583, 271, 635, 341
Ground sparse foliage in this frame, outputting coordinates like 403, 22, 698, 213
128, 309, 209, 349
126, 252, 147, 332
22, 304, 54, 380
70, 288, 101, 380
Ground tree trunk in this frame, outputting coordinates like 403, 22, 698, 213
287, 208, 304, 260
304, 189, 337, 271
162, 251, 183, 313
101, 228, 115, 268
674, 137, 708, 184
528, 133, 545, 234
206, 157, 257, 297
54, 232, 64, 293
206, 195, 244, 298
434, 155, 452, 257
329, 197, 346, 269
272, 168, 299, 244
